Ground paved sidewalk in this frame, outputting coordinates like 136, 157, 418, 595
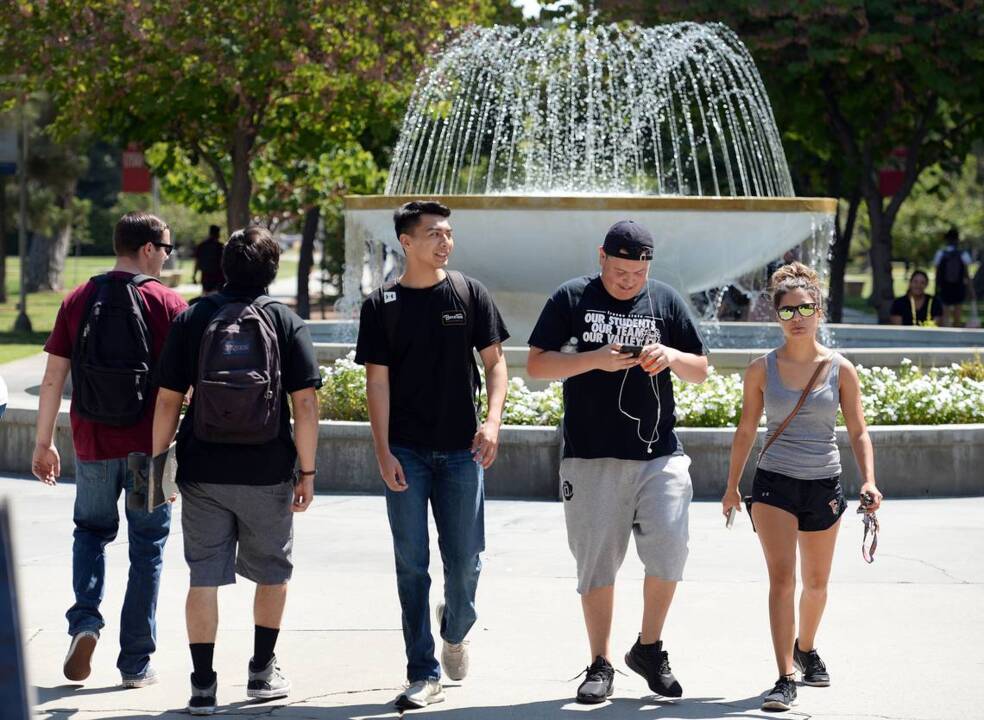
2, 474, 982, 719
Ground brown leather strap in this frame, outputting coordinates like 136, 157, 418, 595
758, 355, 833, 465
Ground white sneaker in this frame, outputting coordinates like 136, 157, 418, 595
436, 602, 470, 681
396, 679, 445, 709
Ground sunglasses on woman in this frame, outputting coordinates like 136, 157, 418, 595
777, 303, 818, 321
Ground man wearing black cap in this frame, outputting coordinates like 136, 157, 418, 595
527, 220, 708, 704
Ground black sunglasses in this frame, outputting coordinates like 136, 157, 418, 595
151, 241, 174, 256
777, 303, 818, 321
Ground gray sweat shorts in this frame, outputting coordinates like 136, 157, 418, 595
180, 481, 294, 587
560, 453, 693, 594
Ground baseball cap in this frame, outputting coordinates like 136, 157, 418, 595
602, 220, 654, 261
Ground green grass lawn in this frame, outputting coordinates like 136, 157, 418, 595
0, 255, 301, 364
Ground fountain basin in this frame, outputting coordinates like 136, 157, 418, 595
343, 194, 836, 339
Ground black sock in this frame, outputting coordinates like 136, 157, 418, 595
189, 643, 216, 687
252, 625, 280, 669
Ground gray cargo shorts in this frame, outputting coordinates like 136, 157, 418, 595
180, 481, 294, 587
560, 452, 693, 594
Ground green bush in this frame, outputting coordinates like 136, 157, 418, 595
317, 353, 984, 427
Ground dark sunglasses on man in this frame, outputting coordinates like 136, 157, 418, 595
152, 241, 174, 256
777, 302, 818, 321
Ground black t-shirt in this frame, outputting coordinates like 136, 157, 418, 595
889, 294, 942, 325
528, 275, 707, 461
354, 274, 509, 451
157, 285, 323, 485
194, 239, 224, 275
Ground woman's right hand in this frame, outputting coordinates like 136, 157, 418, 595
721, 487, 742, 518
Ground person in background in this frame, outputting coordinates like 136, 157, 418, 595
193, 225, 225, 295
933, 228, 973, 327
0, 373, 7, 419
889, 270, 942, 326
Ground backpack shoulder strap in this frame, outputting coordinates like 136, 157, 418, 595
447, 270, 474, 338
252, 295, 280, 310
129, 274, 160, 287
379, 280, 400, 352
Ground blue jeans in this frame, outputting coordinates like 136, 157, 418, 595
67, 458, 171, 677
386, 444, 485, 682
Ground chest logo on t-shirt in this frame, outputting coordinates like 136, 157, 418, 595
383, 291, 397, 303
581, 309, 661, 347
441, 310, 466, 326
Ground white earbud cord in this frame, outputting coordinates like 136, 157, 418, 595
616, 280, 662, 454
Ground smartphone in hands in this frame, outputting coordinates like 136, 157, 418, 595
619, 344, 643, 358
726, 506, 737, 529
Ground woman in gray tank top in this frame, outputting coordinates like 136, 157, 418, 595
721, 262, 883, 712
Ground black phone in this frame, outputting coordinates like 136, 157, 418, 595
620, 344, 643, 357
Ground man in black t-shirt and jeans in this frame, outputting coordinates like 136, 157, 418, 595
356, 200, 509, 710
528, 221, 708, 704
153, 226, 322, 715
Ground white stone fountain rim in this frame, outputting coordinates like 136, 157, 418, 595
344, 194, 837, 213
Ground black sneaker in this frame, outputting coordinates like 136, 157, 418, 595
794, 639, 830, 686
624, 636, 683, 698
575, 656, 615, 704
187, 673, 217, 716
761, 675, 797, 711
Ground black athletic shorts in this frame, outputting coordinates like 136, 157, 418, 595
748, 468, 846, 532
939, 283, 966, 307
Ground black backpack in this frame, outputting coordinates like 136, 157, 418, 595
939, 248, 966, 285
378, 270, 482, 396
71, 273, 158, 426
193, 295, 282, 444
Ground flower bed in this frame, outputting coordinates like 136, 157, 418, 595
318, 353, 984, 427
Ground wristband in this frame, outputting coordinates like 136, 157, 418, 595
298, 469, 317, 477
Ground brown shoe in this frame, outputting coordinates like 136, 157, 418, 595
64, 631, 99, 681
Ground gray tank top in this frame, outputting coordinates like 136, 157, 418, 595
758, 350, 842, 480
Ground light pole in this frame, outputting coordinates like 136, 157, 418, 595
12, 93, 31, 333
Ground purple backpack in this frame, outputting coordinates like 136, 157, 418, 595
193, 295, 282, 444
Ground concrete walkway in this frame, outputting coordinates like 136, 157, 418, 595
2, 474, 981, 719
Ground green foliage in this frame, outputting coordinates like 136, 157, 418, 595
316, 354, 984, 427
1, 0, 522, 230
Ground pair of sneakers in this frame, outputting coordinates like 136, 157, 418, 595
394, 603, 470, 710
188, 656, 290, 716
761, 640, 831, 711
575, 635, 683, 704
63, 631, 158, 688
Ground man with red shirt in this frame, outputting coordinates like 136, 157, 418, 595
32, 212, 188, 688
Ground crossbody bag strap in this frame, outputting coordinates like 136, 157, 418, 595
757, 355, 833, 465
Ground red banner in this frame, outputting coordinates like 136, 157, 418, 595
878, 147, 907, 197
121, 143, 152, 193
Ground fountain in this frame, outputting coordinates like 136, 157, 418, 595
337, 21, 836, 342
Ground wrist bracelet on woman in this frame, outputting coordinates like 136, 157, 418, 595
298, 469, 317, 477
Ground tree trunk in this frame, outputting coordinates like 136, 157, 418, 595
827, 192, 860, 323
865, 196, 896, 324
26, 185, 74, 292
225, 128, 255, 232
296, 206, 320, 319
26, 223, 72, 292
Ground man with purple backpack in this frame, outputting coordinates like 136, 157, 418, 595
152, 226, 322, 715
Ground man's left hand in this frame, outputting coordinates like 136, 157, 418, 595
292, 475, 315, 512
639, 343, 677, 376
471, 420, 501, 469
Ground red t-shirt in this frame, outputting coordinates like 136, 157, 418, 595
44, 272, 188, 461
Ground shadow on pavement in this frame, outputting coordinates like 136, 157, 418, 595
81, 694, 771, 719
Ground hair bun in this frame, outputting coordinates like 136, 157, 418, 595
770, 261, 822, 308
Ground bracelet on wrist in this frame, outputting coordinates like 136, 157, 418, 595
297, 469, 317, 477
